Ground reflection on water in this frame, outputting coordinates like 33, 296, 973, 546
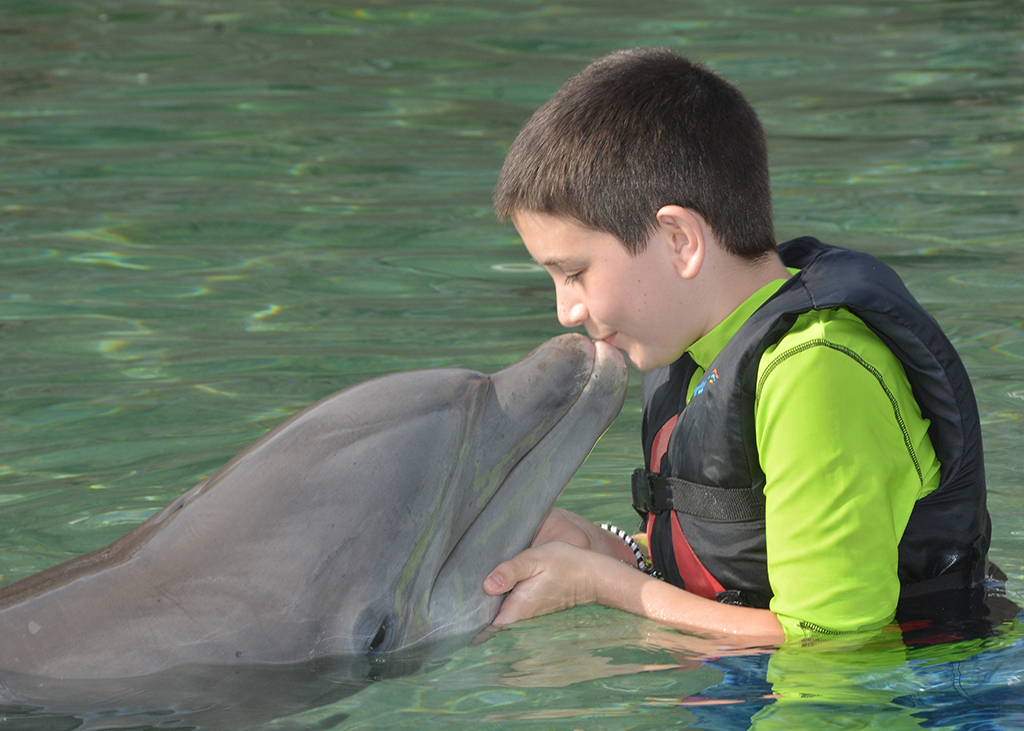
1, 0, 1022, 729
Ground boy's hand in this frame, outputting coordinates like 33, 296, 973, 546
531, 508, 639, 564
483, 541, 602, 625
531, 508, 597, 549
485, 511, 647, 627
483, 539, 786, 645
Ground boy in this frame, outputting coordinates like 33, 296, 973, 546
482, 48, 990, 642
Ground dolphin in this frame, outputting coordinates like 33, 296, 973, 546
0, 334, 627, 683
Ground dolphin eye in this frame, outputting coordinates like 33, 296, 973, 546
368, 619, 388, 653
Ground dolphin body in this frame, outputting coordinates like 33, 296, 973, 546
0, 335, 627, 688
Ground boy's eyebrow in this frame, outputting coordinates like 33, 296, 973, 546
534, 255, 583, 269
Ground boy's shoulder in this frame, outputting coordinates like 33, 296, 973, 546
757, 306, 918, 410
761, 307, 883, 368
755, 305, 940, 495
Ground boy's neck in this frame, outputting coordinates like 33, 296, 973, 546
694, 249, 790, 343
653, 206, 789, 351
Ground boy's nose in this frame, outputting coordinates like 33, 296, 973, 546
557, 300, 588, 328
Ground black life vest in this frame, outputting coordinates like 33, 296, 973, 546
632, 237, 990, 619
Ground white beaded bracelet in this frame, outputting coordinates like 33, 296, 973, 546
600, 523, 656, 575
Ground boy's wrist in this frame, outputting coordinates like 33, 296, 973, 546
599, 523, 653, 572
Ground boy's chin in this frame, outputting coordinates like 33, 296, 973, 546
625, 348, 681, 372
591, 335, 677, 371
623, 350, 654, 371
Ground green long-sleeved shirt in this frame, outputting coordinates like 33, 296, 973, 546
684, 274, 940, 637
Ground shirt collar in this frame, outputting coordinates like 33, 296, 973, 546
686, 274, 793, 371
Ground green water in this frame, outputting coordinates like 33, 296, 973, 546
1, 0, 1023, 728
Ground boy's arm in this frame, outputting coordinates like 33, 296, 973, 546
484, 541, 785, 644
756, 310, 939, 636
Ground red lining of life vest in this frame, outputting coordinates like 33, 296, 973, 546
650, 415, 678, 473
646, 414, 725, 600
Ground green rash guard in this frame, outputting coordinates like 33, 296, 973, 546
684, 274, 941, 638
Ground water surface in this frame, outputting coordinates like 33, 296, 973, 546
1, 1, 1022, 728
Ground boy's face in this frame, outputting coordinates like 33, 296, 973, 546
514, 211, 693, 371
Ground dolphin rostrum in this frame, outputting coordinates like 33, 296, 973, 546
0, 334, 627, 681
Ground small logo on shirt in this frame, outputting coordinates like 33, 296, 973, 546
692, 369, 718, 397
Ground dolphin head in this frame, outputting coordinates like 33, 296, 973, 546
0, 334, 627, 679
292, 334, 628, 656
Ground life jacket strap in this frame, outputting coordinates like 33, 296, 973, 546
631, 468, 766, 522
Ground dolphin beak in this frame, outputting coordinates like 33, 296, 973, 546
420, 334, 627, 641
486, 334, 597, 438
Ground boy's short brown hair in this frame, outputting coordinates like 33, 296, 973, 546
494, 48, 776, 259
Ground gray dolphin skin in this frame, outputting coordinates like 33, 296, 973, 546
0, 334, 627, 683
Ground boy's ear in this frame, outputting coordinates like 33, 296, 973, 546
656, 205, 705, 280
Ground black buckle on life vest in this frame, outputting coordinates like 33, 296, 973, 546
631, 468, 766, 522
631, 468, 666, 515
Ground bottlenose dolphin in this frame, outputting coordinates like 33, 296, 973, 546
0, 334, 627, 684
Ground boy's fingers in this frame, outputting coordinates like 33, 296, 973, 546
532, 509, 592, 549
490, 592, 527, 627
484, 558, 531, 626
483, 554, 534, 596
482, 565, 510, 595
